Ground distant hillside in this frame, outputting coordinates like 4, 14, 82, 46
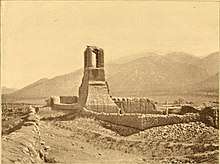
2, 87, 17, 94
164, 52, 200, 65
5, 52, 219, 99
108, 53, 209, 96
108, 52, 159, 64
6, 70, 82, 99
189, 73, 219, 92
199, 52, 219, 76
164, 51, 219, 76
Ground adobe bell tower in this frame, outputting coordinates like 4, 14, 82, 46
78, 46, 119, 113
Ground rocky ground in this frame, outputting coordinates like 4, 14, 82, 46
2, 107, 219, 163
40, 121, 149, 163
38, 108, 219, 163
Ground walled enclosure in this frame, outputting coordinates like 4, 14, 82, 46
78, 46, 119, 113
81, 108, 200, 130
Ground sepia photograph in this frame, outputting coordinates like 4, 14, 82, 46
1, 1, 219, 163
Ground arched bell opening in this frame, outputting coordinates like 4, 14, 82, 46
91, 52, 97, 68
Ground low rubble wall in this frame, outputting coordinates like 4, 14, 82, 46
82, 108, 200, 130
52, 103, 80, 112
2, 107, 43, 163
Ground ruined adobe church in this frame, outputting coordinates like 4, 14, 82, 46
78, 46, 119, 113
47, 46, 156, 114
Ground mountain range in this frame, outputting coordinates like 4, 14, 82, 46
1, 87, 17, 95
3, 51, 219, 100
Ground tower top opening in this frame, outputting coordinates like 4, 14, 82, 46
84, 46, 104, 68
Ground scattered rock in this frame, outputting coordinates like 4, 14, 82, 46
3, 138, 8, 142
44, 146, 51, 151
41, 140, 45, 145
27, 113, 39, 122
44, 155, 56, 163
39, 149, 45, 159
24, 121, 36, 126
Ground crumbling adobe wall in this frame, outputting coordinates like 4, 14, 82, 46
112, 97, 156, 114
60, 96, 78, 104
52, 103, 80, 112
46, 96, 78, 107
51, 95, 78, 104
2, 107, 43, 163
97, 114, 200, 130
200, 107, 219, 129
81, 108, 200, 130
51, 95, 60, 104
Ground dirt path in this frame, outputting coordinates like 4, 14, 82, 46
40, 121, 152, 163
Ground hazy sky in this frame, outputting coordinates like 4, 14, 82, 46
2, 1, 219, 89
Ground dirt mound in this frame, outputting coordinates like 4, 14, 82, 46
2, 112, 43, 164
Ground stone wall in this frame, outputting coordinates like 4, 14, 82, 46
112, 97, 156, 114
81, 108, 200, 130
2, 107, 43, 163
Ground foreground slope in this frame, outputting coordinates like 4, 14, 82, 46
38, 108, 219, 163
